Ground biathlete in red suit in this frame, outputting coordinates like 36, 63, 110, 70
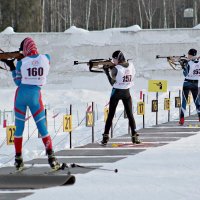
2, 37, 60, 170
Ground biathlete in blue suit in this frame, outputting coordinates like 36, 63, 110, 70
2, 37, 60, 170
179, 48, 200, 125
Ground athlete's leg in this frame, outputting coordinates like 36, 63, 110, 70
28, 90, 59, 168
104, 94, 119, 134
122, 96, 136, 132
101, 89, 119, 145
122, 95, 140, 144
14, 88, 26, 155
14, 88, 27, 169
28, 90, 52, 151
180, 86, 190, 119
190, 85, 200, 118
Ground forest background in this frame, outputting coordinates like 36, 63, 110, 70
0, 0, 200, 32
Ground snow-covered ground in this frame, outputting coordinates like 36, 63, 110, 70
0, 26, 199, 199
21, 133, 200, 200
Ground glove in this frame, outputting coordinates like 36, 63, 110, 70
103, 65, 109, 74
179, 59, 187, 68
1, 59, 16, 71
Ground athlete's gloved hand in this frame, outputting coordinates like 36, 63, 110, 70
179, 59, 187, 69
103, 65, 109, 75
1, 59, 16, 71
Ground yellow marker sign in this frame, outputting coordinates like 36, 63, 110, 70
148, 80, 168, 92
137, 102, 145, 115
164, 98, 170, 110
86, 112, 95, 127
104, 107, 109, 122
175, 97, 181, 108
63, 115, 72, 132
151, 100, 158, 112
6, 125, 16, 145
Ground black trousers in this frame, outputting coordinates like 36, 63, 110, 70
104, 88, 136, 135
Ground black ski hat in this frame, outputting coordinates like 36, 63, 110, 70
112, 50, 125, 63
19, 38, 27, 51
188, 48, 197, 56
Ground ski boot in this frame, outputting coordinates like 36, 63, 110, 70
101, 134, 109, 146
131, 132, 141, 144
47, 150, 61, 170
15, 154, 24, 170
179, 117, 184, 125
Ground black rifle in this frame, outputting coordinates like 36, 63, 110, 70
156, 55, 187, 70
74, 58, 115, 73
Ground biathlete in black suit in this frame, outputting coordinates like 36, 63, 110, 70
101, 50, 140, 145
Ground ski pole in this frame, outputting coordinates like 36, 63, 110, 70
70, 163, 118, 173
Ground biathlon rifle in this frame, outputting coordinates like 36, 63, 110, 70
0, 49, 24, 60
156, 54, 187, 70
0, 49, 24, 71
74, 58, 131, 73
74, 59, 115, 73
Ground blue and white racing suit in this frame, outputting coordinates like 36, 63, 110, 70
181, 59, 200, 118
12, 54, 50, 139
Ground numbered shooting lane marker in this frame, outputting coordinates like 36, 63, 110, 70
86, 111, 95, 127
137, 102, 145, 115
164, 98, 170, 110
6, 125, 16, 145
175, 97, 181, 108
63, 115, 73, 132
151, 100, 158, 112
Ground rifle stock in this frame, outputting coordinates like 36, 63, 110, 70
74, 58, 131, 73
156, 54, 187, 70
74, 59, 115, 73
0, 51, 24, 60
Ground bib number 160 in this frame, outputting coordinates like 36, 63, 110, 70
27, 67, 44, 76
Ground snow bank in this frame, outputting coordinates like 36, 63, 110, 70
1, 26, 200, 87
64, 26, 89, 33
103, 24, 141, 32
1, 26, 15, 34
193, 24, 200, 29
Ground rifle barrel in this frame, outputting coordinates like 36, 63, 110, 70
74, 61, 89, 65
156, 55, 186, 59
156, 55, 169, 59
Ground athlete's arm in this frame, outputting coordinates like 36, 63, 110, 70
103, 66, 116, 86
12, 60, 22, 86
